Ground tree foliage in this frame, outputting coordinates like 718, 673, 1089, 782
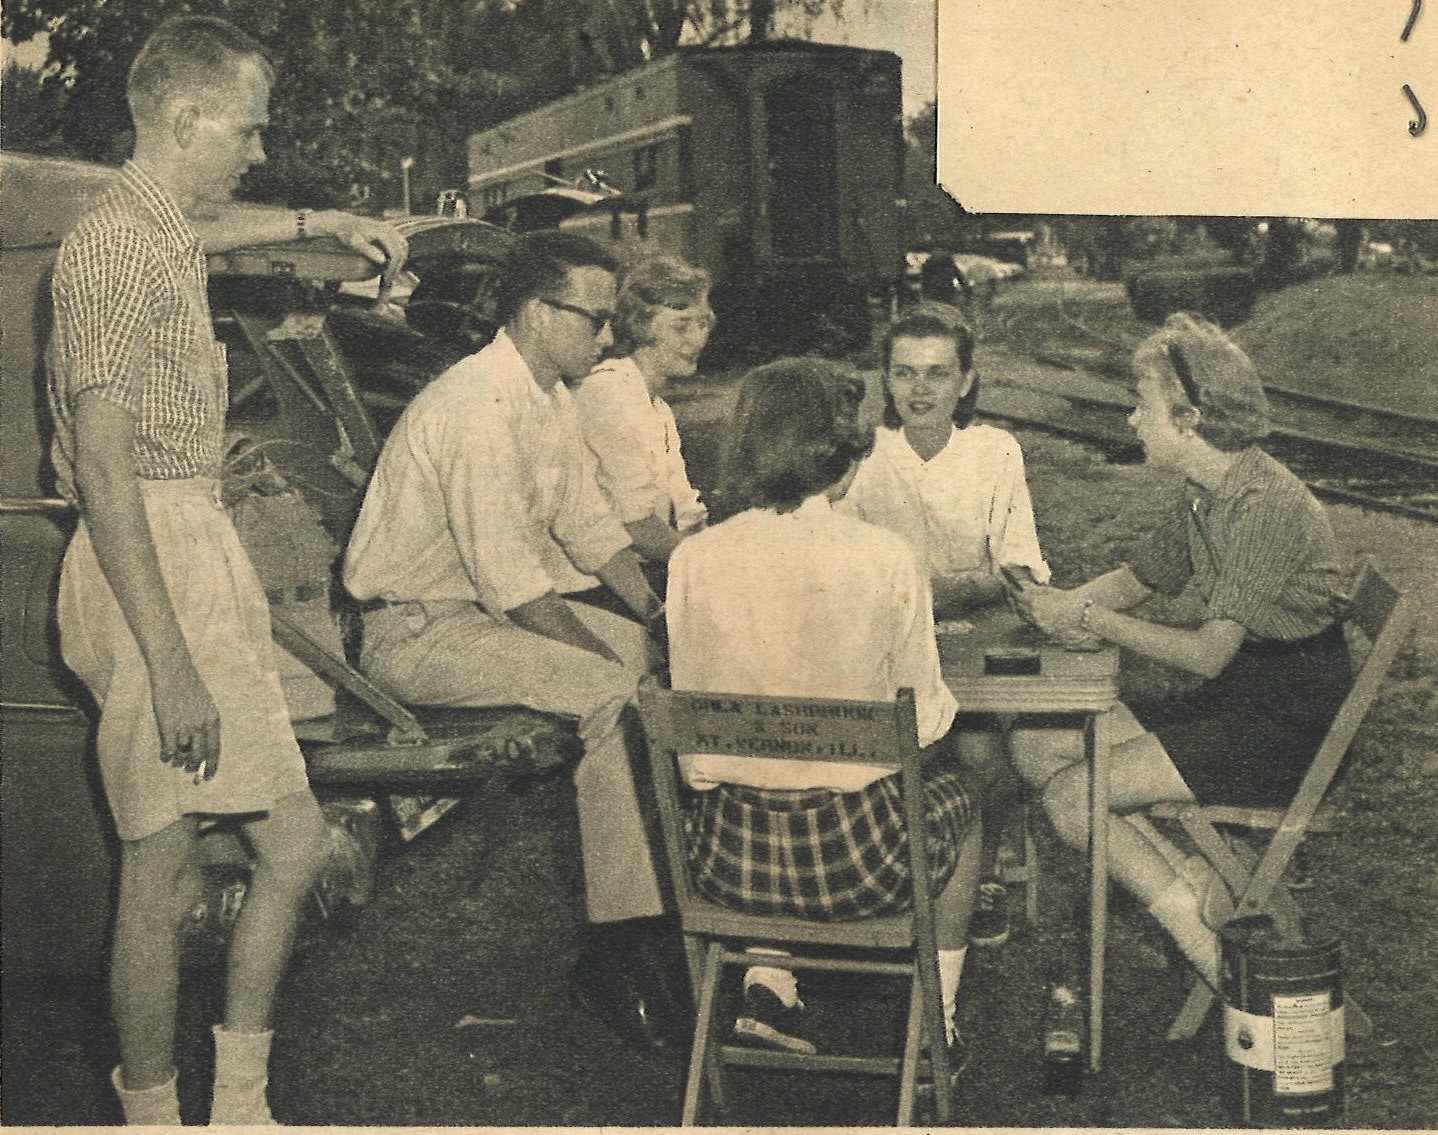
3, 0, 852, 209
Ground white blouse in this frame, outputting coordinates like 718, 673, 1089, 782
573, 356, 707, 535
667, 494, 959, 793
839, 424, 1050, 588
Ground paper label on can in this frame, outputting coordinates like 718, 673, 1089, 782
1273, 993, 1338, 1093
1223, 997, 1344, 1092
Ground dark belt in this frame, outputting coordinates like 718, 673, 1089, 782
1239, 622, 1345, 657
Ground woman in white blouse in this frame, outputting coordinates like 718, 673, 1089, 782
839, 300, 1047, 949
840, 300, 1050, 618
574, 254, 713, 569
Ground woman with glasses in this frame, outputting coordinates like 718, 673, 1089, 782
573, 255, 714, 572
1010, 313, 1349, 988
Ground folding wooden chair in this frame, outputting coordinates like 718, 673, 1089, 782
1149, 559, 1417, 1041
637, 678, 969, 1126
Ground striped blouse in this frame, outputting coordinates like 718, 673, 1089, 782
1129, 446, 1345, 641
47, 161, 228, 502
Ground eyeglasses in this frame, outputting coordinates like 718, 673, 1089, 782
539, 297, 613, 335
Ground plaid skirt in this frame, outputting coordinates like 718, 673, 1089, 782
684, 768, 973, 921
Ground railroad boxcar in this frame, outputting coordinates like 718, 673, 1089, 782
466, 40, 906, 353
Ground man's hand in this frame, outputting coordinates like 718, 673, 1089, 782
309, 210, 410, 288
150, 654, 222, 779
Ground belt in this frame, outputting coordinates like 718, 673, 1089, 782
1240, 623, 1345, 657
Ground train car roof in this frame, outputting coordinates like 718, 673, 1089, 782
464, 39, 901, 145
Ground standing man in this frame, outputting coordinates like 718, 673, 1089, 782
46, 16, 408, 1125
343, 230, 688, 1052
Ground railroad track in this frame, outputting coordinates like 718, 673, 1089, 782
981, 365, 1438, 525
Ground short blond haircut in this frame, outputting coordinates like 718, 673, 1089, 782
128, 16, 273, 125
612, 255, 711, 355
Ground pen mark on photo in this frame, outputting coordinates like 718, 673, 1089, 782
1403, 84, 1426, 136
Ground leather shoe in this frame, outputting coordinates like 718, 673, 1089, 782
571, 943, 691, 1054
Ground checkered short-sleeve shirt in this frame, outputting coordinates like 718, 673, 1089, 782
47, 161, 228, 501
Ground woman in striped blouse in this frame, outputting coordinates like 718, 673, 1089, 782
1010, 313, 1348, 988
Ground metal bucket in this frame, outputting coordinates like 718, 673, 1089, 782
1220, 916, 1345, 1127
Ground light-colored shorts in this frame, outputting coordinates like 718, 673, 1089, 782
57, 478, 311, 842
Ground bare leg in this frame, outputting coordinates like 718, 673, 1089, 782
935, 817, 984, 951
110, 816, 202, 1090
1037, 733, 1194, 904
954, 727, 1018, 882
225, 790, 328, 1030
1022, 730, 1218, 983
1127, 811, 1191, 874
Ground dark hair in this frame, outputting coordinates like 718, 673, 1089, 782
711, 358, 874, 523
880, 301, 980, 429
128, 16, 274, 123
1132, 312, 1270, 451
611, 254, 712, 355
493, 230, 619, 325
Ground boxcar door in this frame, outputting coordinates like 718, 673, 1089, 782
764, 75, 839, 263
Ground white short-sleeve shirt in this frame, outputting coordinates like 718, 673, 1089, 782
344, 330, 631, 613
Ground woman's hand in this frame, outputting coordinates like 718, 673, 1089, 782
933, 570, 1004, 619
1013, 585, 1085, 636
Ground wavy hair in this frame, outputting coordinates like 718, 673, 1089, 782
493, 230, 618, 325
611, 254, 712, 356
880, 301, 980, 429
710, 358, 874, 523
1131, 312, 1270, 451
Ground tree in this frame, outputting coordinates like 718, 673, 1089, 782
3, 0, 504, 208
1, 59, 69, 155
3, 0, 855, 208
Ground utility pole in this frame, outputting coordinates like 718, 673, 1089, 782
400, 156, 415, 215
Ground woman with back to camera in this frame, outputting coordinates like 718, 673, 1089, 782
839, 300, 1050, 949
1010, 312, 1349, 988
573, 254, 713, 575
665, 358, 981, 1068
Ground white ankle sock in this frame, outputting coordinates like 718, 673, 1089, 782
744, 948, 801, 1009
939, 947, 968, 1044
111, 1065, 181, 1127
210, 1026, 277, 1126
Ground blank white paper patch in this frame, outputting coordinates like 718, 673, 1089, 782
937, 0, 1437, 217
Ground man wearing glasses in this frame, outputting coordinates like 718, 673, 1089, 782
344, 231, 685, 1051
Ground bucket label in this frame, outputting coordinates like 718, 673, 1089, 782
1224, 999, 1345, 1090
1273, 993, 1339, 1094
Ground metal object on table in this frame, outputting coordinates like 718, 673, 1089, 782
937, 608, 1120, 1073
